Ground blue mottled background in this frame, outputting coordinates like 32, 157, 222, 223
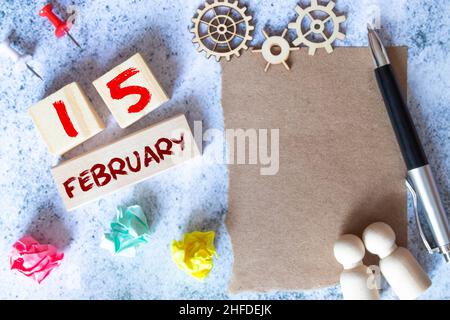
0, 0, 449, 299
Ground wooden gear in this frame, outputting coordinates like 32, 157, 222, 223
288, 0, 346, 55
191, 0, 254, 61
252, 29, 299, 72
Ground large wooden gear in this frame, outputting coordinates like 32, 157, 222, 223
191, 0, 254, 61
288, 0, 346, 55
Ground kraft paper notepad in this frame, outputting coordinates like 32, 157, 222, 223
222, 47, 408, 293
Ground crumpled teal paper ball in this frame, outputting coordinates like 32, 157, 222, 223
101, 205, 151, 257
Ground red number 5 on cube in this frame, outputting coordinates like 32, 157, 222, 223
93, 53, 169, 128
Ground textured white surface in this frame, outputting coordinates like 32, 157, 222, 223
0, 0, 449, 299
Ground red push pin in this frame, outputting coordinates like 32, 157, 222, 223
39, 3, 81, 49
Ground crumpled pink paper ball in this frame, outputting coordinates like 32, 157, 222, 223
9, 236, 64, 284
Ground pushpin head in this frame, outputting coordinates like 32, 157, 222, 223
363, 222, 397, 258
333, 234, 365, 269
39, 3, 69, 38
0, 39, 20, 62
0, 38, 43, 79
39, 3, 53, 16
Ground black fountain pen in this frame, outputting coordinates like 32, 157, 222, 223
368, 25, 450, 262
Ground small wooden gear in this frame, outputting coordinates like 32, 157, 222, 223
288, 0, 346, 55
252, 29, 299, 72
191, 0, 254, 61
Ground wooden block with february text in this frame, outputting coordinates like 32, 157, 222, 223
28, 82, 105, 156
93, 53, 169, 128
51, 114, 200, 211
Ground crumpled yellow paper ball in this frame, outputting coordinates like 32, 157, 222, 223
171, 231, 216, 280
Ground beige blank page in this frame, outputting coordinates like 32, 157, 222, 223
222, 47, 408, 293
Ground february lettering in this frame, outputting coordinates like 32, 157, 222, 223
62, 134, 185, 199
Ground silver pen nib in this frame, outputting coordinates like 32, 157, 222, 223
443, 249, 450, 263
367, 24, 390, 68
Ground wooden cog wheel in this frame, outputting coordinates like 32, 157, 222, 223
252, 29, 299, 72
191, 0, 254, 61
288, 0, 346, 55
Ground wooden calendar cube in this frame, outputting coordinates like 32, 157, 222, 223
28, 82, 105, 156
51, 114, 200, 210
93, 53, 169, 128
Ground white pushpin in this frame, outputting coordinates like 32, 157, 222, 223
363, 222, 432, 300
334, 234, 380, 300
0, 39, 42, 80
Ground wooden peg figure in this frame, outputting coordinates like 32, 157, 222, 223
363, 222, 432, 300
333, 234, 380, 300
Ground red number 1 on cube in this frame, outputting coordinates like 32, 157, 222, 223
28, 83, 105, 155
52, 100, 79, 137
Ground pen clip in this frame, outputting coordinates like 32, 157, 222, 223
405, 178, 439, 254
